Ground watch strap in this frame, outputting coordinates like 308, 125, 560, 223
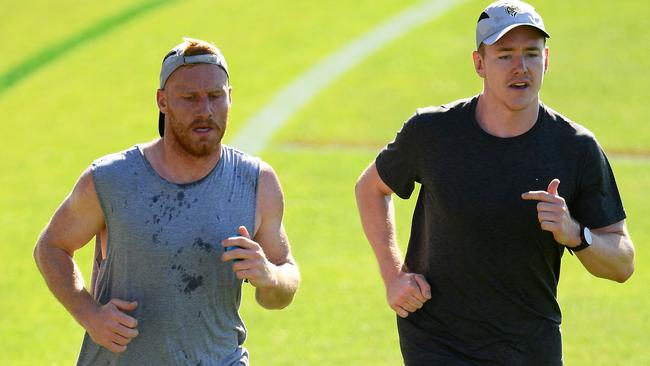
567, 225, 591, 255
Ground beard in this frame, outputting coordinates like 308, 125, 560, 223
167, 111, 225, 158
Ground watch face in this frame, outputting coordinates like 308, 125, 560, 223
583, 227, 593, 245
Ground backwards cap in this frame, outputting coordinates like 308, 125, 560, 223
158, 39, 229, 136
476, 0, 549, 50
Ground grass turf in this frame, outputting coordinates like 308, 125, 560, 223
1, 0, 648, 364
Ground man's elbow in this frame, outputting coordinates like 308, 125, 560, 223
614, 258, 635, 283
256, 269, 300, 310
258, 296, 294, 310
611, 246, 635, 283
615, 267, 633, 283
355, 173, 377, 203
354, 175, 366, 199
33, 235, 71, 273
33, 239, 46, 271
256, 290, 297, 310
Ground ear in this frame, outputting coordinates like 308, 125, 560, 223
543, 47, 549, 73
156, 89, 167, 114
227, 85, 233, 105
472, 50, 486, 78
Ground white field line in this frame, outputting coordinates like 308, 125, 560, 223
229, 0, 464, 155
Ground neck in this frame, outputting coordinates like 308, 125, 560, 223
142, 138, 222, 184
475, 92, 540, 138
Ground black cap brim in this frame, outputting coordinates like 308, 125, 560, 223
158, 112, 165, 137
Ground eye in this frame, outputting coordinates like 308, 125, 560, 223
498, 55, 511, 60
209, 92, 225, 100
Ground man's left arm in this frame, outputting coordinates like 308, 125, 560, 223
221, 162, 300, 309
574, 220, 634, 283
522, 179, 635, 283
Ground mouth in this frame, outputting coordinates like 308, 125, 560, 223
509, 81, 530, 90
190, 121, 217, 134
193, 127, 213, 133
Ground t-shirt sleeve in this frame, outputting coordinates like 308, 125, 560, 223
571, 137, 626, 229
375, 114, 420, 199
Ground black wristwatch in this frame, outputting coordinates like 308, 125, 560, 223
567, 225, 592, 255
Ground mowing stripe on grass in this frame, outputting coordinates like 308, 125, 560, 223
0, 0, 178, 97
230, 0, 464, 155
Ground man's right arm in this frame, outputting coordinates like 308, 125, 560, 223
354, 162, 431, 318
33, 167, 139, 353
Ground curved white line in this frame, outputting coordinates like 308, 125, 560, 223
229, 0, 464, 155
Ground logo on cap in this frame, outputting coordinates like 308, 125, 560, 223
505, 5, 521, 17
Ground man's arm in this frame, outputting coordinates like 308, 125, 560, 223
221, 162, 300, 309
33, 168, 139, 353
522, 179, 635, 283
575, 220, 634, 282
354, 162, 431, 318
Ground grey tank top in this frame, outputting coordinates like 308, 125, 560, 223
77, 145, 259, 366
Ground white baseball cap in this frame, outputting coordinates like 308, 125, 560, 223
475, 0, 550, 50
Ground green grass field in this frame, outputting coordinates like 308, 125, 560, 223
1, 0, 648, 364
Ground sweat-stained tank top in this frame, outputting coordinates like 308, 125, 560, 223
77, 144, 259, 366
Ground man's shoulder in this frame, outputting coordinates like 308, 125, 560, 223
91, 145, 140, 170
222, 144, 256, 159
541, 104, 597, 143
222, 144, 261, 169
415, 96, 475, 117
408, 96, 476, 129
398, 96, 476, 137
89, 146, 143, 194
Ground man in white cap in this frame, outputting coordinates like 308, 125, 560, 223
34, 38, 300, 365
355, 1, 635, 364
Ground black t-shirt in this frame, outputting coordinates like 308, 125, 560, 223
375, 96, 625, 366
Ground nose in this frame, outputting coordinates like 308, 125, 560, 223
196, 95, 213, 119
513, 54, 528, 75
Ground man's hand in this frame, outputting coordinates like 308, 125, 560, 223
386, 271, 431, 318
221, 226, 278, 288
521, 179, 581, 247
84, 299, 139, 353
